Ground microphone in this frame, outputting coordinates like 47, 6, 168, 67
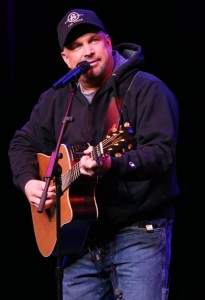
53, 61, 91, 89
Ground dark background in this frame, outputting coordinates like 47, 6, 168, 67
2, 1, 203, 299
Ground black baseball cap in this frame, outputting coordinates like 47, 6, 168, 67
57, 9, 106, 50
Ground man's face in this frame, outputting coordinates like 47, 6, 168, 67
61, 31, 114, 83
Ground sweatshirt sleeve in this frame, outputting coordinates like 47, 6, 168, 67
108, 73, 179, 180
8, 88, 59, 192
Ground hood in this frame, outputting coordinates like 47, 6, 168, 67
112, 43, 144, 83
85, 42, 144, 110
95, 43, 145, 130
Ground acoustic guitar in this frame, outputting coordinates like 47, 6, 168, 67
30, 124, 134, 257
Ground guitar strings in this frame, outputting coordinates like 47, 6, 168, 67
61, 131, 124, 193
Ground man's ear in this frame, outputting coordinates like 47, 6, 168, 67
61, 51, 71, 68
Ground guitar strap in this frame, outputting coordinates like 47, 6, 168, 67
104, 71, 140, 134
103, 96, 122, 134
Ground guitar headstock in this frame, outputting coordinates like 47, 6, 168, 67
96, 123, 136, 158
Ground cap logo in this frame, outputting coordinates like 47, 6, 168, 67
65, 12, 84, 28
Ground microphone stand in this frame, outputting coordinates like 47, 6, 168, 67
38, 81, 77, 300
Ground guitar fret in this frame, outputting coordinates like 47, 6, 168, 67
61, 162, 81, 193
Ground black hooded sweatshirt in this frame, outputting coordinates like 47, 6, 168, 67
8, 43, 180, 238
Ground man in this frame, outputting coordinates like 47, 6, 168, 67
8, 8, 180, 300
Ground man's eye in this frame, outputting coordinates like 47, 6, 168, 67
72, 44, 80, 49
92, 38, 99, 42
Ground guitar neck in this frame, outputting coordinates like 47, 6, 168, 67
61, 143, 101, 193
61, 161, 81, 193
61, 125, 134, 193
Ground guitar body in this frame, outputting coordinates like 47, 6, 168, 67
31, 144, 98, 257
